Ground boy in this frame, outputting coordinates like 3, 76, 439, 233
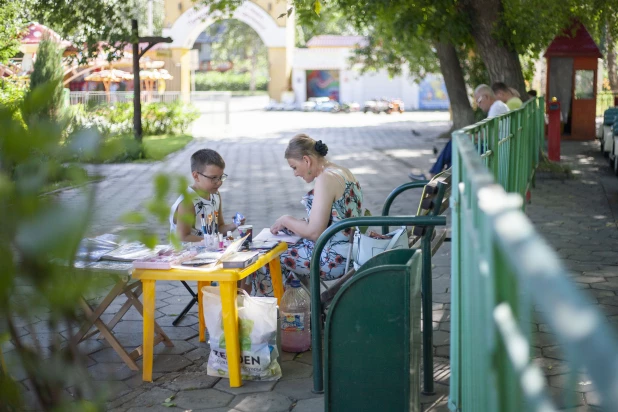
170, 149, 242, 242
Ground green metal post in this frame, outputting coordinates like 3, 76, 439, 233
380, 181, 429, 234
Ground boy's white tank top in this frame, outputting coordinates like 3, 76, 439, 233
169, 186, 220, 236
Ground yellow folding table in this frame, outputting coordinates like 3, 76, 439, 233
132, 242, 287, 387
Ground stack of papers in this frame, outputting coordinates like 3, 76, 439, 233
132, 248, 197, 270
100, 243, 166, 262
253, 228, 301, 244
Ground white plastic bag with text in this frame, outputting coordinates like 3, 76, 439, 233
202, 286, 281, 381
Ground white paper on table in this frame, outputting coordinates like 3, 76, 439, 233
253, 228, 301, 244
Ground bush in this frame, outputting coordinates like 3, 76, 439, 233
194, 71, 268, 91
68, 101, 199, 137
27, 38, 65, 122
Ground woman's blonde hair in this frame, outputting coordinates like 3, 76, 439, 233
284, 134, 329, 160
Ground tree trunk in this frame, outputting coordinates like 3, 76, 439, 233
435, 42, 475, 130
607, 31, 618, 92
465, 0, 528, 99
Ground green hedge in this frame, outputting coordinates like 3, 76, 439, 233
194, 71, 268, 91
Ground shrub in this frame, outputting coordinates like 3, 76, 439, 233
65, 101, 198, 163
68, 101, 199, 137
194, 71, 268, 91
27, 38, 65, 122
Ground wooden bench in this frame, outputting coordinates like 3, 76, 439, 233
310, 169, 452, 395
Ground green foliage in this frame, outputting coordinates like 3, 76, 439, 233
0, 80, 27, 126
294, 0, 356, 46
0, 1, 26, 64
27, 38, 65, 122
0, 83, 105, 411
69, 101, 199, 137
194, 71, 268, 91
206, 20, 268, 83
459, 50, 490, 90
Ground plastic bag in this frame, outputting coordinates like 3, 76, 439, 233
202, 286, 282, 381
352, 226, 409, 270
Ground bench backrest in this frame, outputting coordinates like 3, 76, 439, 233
324, 249, 422, 412
409, 168, 452, 246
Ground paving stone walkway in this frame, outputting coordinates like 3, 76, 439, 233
4, 107, 617, 411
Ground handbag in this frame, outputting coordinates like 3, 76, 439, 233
352, 226, 409, 270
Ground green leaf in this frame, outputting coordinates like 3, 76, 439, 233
121, 212, 146, 225
161, 402, 176, 407
313, 0, 321, 16
164, 395, 175, 403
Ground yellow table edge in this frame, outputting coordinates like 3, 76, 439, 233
132, 242, 288, 281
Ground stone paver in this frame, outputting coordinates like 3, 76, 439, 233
12, 103, 618, 411
173, 388, 234, 410
230, 392, 292, 412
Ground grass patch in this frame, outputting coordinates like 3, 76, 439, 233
537, 152, 574, 178
42, 174, 105, 195
140, 134, 193, 162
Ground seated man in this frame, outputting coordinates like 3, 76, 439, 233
409, 84, 509, 181
492, 81, 523, 110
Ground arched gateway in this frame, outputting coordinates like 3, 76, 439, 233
162, 0, 294, 101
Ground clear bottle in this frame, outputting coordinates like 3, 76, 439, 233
280, 279, 311, 352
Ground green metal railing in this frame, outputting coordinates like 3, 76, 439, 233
449, 98, 618, 411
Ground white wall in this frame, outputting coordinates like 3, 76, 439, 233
292, 47, 421, 109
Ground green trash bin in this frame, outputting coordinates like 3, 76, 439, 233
324, 248, 422, 412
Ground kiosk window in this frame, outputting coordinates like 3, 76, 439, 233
574, 70, 594, 99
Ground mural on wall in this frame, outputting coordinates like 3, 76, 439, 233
306, 70, 340, 101
418, 74, 449, 110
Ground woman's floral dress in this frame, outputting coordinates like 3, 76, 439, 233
251, 169, 363, 297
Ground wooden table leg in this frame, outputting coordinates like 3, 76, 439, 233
219, 281, 242, 387
269, 258, 284, 305
197, 281, 210, 342
142, 279, 156, 382
78, 298, 139, 370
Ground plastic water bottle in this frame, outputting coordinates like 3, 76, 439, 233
280, 279, 311, 352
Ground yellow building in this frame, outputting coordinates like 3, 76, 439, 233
159, 0, 294, 101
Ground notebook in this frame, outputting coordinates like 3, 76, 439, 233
253, 228, 301, 244
220, 251, 260, 268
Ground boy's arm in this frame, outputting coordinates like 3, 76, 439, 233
217, 197, 239, 235
176, 200, 204, 242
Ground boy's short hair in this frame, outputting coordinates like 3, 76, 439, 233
491, 82, 510, 94
191, 149, 225, 172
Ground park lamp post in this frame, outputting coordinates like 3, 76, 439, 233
131, 19, 172, 143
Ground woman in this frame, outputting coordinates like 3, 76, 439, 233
251, 134, 364, 296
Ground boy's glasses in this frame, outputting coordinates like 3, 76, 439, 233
476, 96, 484, 105
197, 172, 228, 183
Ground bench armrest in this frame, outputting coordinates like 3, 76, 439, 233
381, 181, 429, 217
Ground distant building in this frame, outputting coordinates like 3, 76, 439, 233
292, 35, 449, 110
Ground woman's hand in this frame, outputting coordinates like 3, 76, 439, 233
270, 215, 291, 234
